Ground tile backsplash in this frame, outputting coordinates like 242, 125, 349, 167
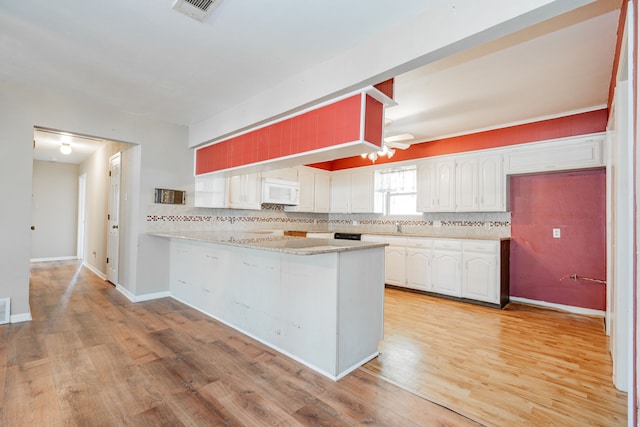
146, 204, 510, 239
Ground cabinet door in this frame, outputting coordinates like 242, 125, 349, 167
434, 160, 456, 212
243, 172, 262, 210
478, 154, 505, 211
330, 173, 351, 213
455, 157, 478, 211
384, 246, 406, 286
432, 249, 462, 297
350, 170, 375, 213
314, 172, 331, 213
194, 174, 228, 208
405, 248, 431, 291
285, 167, 314, 212
462, 240, 499, 303
229, 173, 262, 210
417, 161, 436, 212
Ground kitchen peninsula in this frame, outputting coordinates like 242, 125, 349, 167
150, 231, 387, 380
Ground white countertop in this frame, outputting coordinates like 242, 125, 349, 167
148, 231, 387, 255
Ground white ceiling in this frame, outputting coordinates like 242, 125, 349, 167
0, 0, 621, 162
32, 129, 106, 164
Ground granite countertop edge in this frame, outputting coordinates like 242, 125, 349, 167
148, 231, 388, 255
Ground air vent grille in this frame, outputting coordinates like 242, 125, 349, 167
172, 0, 223, 23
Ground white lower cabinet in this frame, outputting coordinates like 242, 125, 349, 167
405, 239, 432, 291
431, 239, 463, 297
384, 240, 406, 287
462, 240, 499, 304
363, 234, 507, 306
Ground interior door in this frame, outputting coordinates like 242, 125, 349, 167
106, 153, 121, 285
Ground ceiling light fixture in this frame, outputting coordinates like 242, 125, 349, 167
361, 143, 395, 163
60, 142, 72, 155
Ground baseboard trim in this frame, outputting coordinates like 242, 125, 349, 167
11, 312, 32, 323
30, 256, 78, 262
134, 291, 171, 303
82, 262, 107, 280
509, 296, 605, 317
116, 285, 170, 303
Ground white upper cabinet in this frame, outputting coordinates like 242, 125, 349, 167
194, 173, 229, 208
417, 159, 455, 212
229, 172, 262, 210
478, 154, 505, 211
330, 172, 351, 213
418, 153, 505, 213
456, 153, 505, 212
455, 156, 479, 211
504, 134, 604, 174
350, 169, 375, 213
285, 166, 314, 213
330, 168, 378, 213
313, 171, 331, 213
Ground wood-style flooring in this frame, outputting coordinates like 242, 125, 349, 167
363, 288, 628, 426
0, 261, 477, 426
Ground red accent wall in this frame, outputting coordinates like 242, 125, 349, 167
509, 169, 606, 310
307, 109, 608, 171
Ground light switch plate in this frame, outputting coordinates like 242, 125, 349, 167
553, 228, 561, 238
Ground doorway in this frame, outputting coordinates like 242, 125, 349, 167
106, 153, 121, 285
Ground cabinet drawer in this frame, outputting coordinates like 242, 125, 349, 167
432, 239, 462, 251
405, 237, 432, 248
384, 236, 407, 246
462, 240, 499, 253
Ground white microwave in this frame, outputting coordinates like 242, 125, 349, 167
262, 178, 300, 205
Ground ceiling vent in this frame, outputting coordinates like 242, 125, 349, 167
172, 0, 223, 23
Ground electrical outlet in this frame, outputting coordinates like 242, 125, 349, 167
553, 228, 561, 238
352, 220, 359, 226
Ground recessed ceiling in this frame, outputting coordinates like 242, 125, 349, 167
33, 129, 105, 164
0, 0, 621, 148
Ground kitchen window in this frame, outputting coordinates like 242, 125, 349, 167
374, 166, 419, 216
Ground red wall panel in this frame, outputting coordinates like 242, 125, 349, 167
314, 109, 608, 171
509, 169, 606, 310
195, 94, 363, 174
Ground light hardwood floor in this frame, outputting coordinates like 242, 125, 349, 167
362, 287, 628, 426
1, 261, 627, 426
0, 261, 478, 426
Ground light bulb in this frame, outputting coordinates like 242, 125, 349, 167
60, 143, 72, 155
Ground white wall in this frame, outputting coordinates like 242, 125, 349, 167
0, 81, 192, 320
30, 160, 79, 260
79, 140, 133, 276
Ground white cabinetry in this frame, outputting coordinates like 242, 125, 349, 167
285, 166, 314, 212
405, 238, 432, 291
194, 173, 229, 208
431, 239, 463, 297
350, 169, 375, 213
384, 236, 406, 287
419, 154, 504, 213
455, 156, 479, 211
456, 154, 505, 212
504, 135, 604, 174
314, 171, 331, 213
363, 234, 507, 306
478, 154, 505, 211
229, 172, 262, 210
417, 159, 456, 212
462, 240, 499, 304
362, 235, 431, 292
330, 169, 378, 213
285, 166, 331, 213
330, 172, 351, 213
